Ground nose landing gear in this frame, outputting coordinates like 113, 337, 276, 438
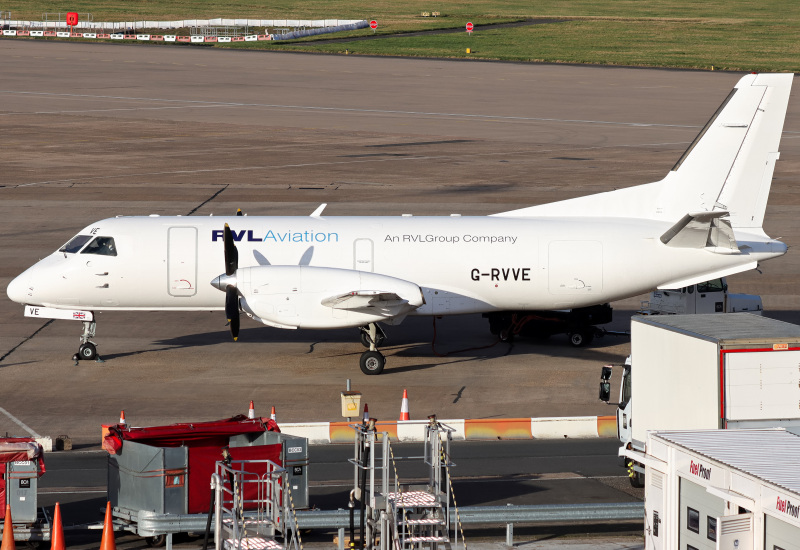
72, 320, 104, 365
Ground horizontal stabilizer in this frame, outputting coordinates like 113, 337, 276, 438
321, 290, 412, 310
660, 211, 738, 252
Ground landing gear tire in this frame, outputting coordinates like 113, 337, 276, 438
360, 331, 385, 349
78, 342, 97, 361
360, 351, 385, 375
568, 329, 595, 348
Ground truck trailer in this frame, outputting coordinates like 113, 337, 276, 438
599, 313, 800, 486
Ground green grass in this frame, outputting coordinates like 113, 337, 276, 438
5, 1, 800, 71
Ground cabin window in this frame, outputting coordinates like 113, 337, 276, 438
59, 234, 92, 254
81, 236, 117, 256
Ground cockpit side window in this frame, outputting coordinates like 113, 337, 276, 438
81, 236, 117, 257
59, 235, 92, 254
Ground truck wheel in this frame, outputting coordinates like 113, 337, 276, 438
629, 470, 645, 488
145, 535, 167, 547
569, 329, 594, 347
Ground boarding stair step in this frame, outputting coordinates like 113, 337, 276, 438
404, 518, 446, 526
386, 491, 438, 507
404, 536, 449, 543
224, 537, 283, 550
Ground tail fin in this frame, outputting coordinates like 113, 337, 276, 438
494, 73, 794, 226
666, 73, 793, 229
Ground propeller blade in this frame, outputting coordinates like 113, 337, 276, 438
225, 285, 240, 341
299, 246, 314, 266
236, 208, 243, 216
253, 250, 271, 266
223, 223, 238, 276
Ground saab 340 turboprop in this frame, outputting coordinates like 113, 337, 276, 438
6, 73, 793, 374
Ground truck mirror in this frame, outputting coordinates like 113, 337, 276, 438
599, 365, 613, 402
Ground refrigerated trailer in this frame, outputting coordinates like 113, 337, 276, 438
103, 415, 308, 546
599, 313, 800, 486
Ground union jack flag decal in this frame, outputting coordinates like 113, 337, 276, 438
73, 312, 86, 320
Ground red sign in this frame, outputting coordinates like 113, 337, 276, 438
66, 12, 79, 27
466, 22, 474, 32
370, 20, 378, 30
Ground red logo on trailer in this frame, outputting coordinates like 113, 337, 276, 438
370, 20, 378, 30
66, 12, 79, 27
466, 22, 474, 32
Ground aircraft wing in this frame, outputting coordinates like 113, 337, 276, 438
321, 290, 412, 310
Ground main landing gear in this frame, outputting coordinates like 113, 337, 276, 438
359, 323, 387, 375
72, 320, 104, 365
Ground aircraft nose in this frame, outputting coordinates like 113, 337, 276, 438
6, 273, 30, 304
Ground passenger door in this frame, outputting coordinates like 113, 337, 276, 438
168, 227, 198, 297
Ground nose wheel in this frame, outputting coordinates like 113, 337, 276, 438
359, 323, 386, 375
72, 320, 104, 365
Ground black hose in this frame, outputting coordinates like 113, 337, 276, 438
349, 490, 356, 549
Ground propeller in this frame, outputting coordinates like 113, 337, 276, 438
222, 223, 240, 341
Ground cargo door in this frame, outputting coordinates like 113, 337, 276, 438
716, 513, 753, 550
548, 241, 603, 298
353, 238, 374, 272
645, 468, 665, 550
724, 350, 800, 426
163, 446, 187, 514
764, 514, 800, 550
168, 227, 198, 297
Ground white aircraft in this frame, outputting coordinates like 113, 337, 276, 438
6, 73, 793, 374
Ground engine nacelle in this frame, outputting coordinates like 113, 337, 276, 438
235, 265, 424, 329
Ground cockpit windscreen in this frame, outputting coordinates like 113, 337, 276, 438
81, 236, 117, 256
59, 235, 92, 254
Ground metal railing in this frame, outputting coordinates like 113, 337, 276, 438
295, 502, 643, 528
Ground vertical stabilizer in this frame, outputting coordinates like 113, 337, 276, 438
662, 73, 793, 227
493, 73, 794, 225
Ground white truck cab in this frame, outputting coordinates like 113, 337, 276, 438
638, 277, 762, 315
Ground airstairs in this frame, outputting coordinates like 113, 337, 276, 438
212, 458, 301, 550
350, 416, 465, 550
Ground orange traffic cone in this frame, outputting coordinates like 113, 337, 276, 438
399, 389, 410, 421
248, 400, 255, 419
1, 508, 15, 550
50, 502, 64, 550
270, 406, 276, 422
99, 502, 116, 550
118, 411, 126, 426
362, 403, 369, 424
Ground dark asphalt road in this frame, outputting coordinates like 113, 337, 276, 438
35, 438, 639, 541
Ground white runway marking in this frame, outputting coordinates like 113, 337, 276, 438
0, 89, 699, 129
0, 405, 41, 437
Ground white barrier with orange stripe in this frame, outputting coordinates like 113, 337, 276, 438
278, 416, 618, 444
